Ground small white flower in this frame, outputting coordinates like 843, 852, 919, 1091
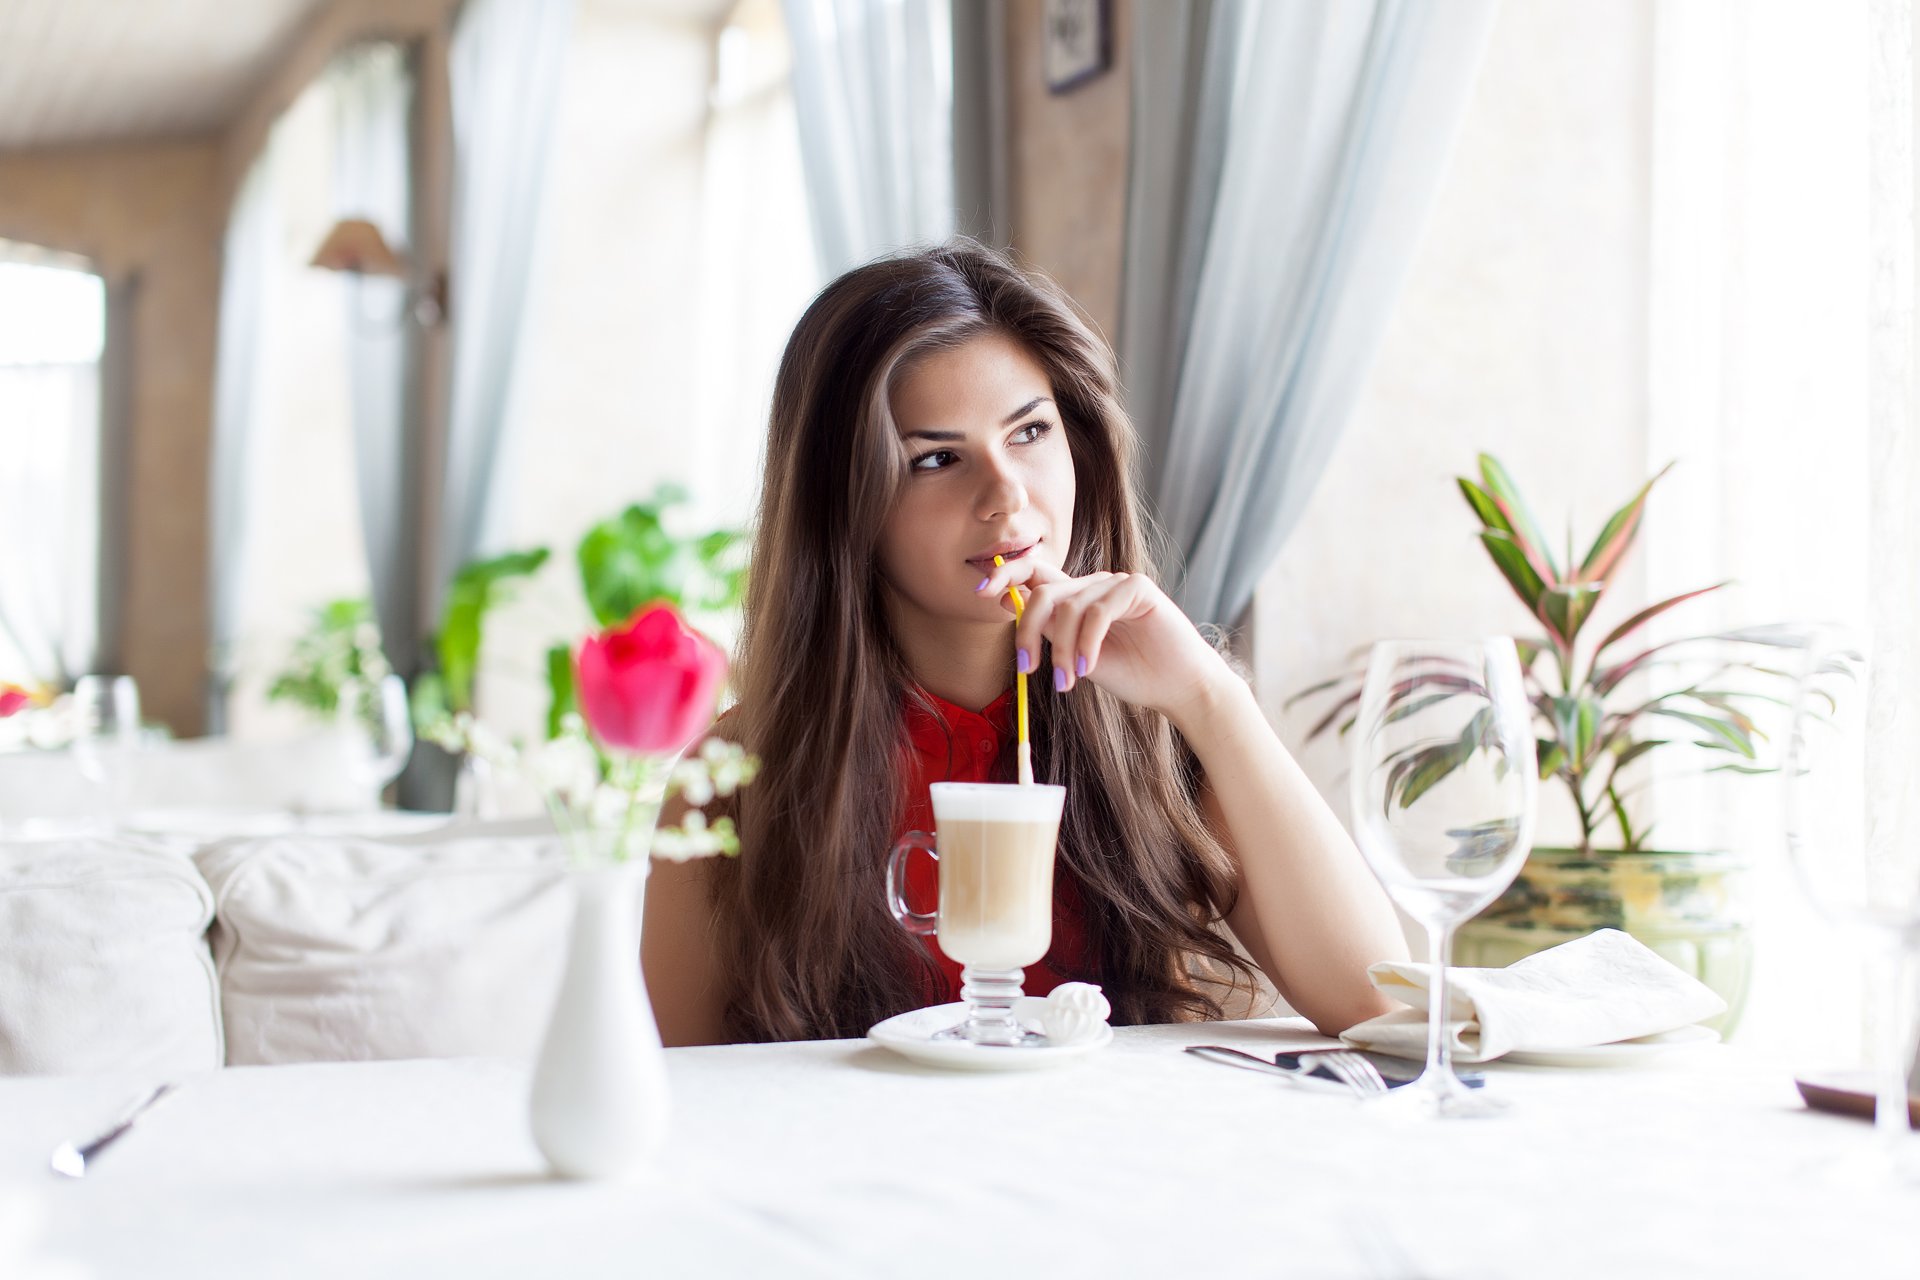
464, 718, 519, 769
528, 734, 601, 807
671, 757, 715, 807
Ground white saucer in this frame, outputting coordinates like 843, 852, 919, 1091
1501, 1024, 1720, 1067
867, 998, 1112, 1072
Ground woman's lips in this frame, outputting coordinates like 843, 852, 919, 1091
967, 542, 1034, 571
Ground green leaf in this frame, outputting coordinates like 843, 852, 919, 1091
1537, 739, 1567, 778
1592, 583, 1729, 659
1306, 688, 1365, 740
544, 644, 577, 741
578, 503, 686, 627
1480, 531, 1548, 614
1399, 743, 1470, 809
1538, 583, 1604, 648
1477, 454, 1560, 583
1577, 462, 1673, 584
576, 488, 746, 626
1458, 478, 1513, 534
1612, 738, 1668, 771
1649, 707, 1755, 758
435, 548, 550, 713
1283, 673, 1351, 711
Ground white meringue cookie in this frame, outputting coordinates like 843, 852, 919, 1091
1041, 982, 1112, 1045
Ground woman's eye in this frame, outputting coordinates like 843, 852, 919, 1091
1013, 421, 1052, 445
910, 449, 958, 473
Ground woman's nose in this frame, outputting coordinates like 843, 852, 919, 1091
974, 454, 1028, 521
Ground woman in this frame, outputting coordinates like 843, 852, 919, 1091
644, 240, 1404, 1045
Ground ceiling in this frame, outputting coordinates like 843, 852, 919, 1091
0, 0, 330, 148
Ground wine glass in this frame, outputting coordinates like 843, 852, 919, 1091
1350, 637, 1539, 1117
335, 674, 414, 805
1783, 626, 1920, 1182
70, 674, 143, 829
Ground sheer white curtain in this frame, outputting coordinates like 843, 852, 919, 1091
1641, 0, 1913, 1056
329, 43, 419, 678
206, 140, 286, 733
1122, 0, 1496, 628
0, 258, 102, 684
782, 0, 954, 276
439, 0, 573, 614
692, 10, 820, 537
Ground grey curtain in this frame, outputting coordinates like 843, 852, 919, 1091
328, 43, 419, 680
205, 142, 283, 733
439, 0, 572, 616
783, 0, 957, 276
1122, 0, 1497, 628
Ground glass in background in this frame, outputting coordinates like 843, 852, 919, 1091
1784, 626, 1920, 1184
70, 674, 143, 829
335, 673, 413, 805
1350, 636, 1539, 1118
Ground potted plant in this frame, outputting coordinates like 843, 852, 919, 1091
1294, 454, 1794, 1032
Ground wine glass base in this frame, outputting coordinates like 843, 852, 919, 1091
932, 1023, 1050, 1048
1377, 1067, 1508, 1120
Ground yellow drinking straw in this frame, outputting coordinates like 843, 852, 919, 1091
994, 555, 1035, 786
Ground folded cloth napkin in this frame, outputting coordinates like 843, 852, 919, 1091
1339, 928, 1726, 1063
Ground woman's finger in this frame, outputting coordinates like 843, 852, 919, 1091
1032, 573, 1135, 692
1074, 573, 1146, 682
974, 551, 1070, 605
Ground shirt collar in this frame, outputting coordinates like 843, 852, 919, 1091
903, 683, 1017, 746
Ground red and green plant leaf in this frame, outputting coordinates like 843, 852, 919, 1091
1480, 531, 1549, 614
1576, 462, 1674, 584
1477, 454, 1561, 584
1592, 583, 1729, 659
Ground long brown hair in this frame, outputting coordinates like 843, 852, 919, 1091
714, 240, 1257, 1041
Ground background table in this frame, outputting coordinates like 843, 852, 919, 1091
2, 1018, 1914, 1278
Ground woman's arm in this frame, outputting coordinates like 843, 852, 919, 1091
974, 558, 1406, 1034
641, 795, 733, 1046
1183, 677, 1406, 1035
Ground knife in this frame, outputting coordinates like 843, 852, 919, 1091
50, 1082, 177, 1178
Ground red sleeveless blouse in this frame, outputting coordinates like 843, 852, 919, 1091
898, 686, 1093, 1004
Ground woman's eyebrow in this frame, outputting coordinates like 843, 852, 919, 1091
1001, 396, 1053, 424
902, 398, 1054, 442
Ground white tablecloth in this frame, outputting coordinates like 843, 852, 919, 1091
2, 1019, 1914, 1278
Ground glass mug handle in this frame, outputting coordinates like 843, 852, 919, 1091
886, 830, 938, 936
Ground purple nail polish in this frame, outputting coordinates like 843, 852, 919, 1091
976, 576, 990, 591
1076, 655, 1088, 677
1054, 666, 1068, 692
1017, 648, 1031, 674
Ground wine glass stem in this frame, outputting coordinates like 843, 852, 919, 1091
1872, 937, 1916, 1154
1425, 919, 1457, 1084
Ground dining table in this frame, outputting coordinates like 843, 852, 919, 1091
2, 1016, 1914, 1279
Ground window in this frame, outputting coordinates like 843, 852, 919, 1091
477, 0, 819, 743
0, 241, 105, 688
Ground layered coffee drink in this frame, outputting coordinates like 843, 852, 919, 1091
928, 782, 1064, 970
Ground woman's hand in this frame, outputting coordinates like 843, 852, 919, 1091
973, 558, 1233, 727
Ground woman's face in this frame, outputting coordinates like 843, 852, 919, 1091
878, 331, 1077, 631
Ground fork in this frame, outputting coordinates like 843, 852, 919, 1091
1186, 1045, 1377, 1097
1299, 1049, 1390, 1098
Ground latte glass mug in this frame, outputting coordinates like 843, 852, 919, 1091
886, 781, 1066, 1046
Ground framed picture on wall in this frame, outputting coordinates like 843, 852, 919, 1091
1044, 0, 1111, 94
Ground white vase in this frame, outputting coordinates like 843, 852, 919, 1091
528, 858, 670, 1179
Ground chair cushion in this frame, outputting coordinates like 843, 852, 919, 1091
0, 837, 223, 1075
196, 822, 587, 1065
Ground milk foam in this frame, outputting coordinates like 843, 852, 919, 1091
929, 782, 1065, 824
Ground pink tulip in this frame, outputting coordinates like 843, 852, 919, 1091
0, 686, 29, 718
575, 603, 727, 757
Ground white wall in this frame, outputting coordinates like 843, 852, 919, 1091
1258, 0, 1655, 853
